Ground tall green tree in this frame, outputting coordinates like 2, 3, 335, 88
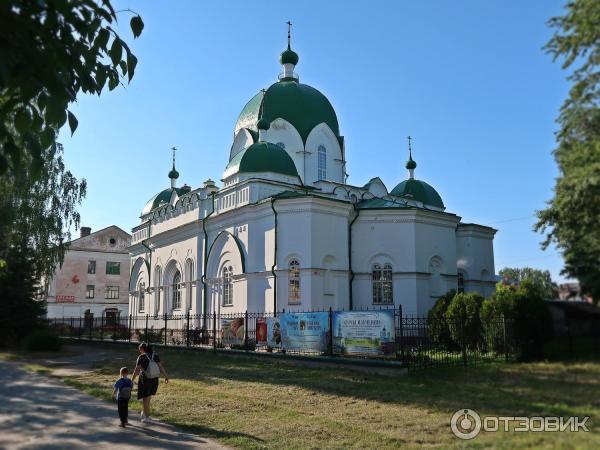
536, 0, 600, 304
499, 267, 558, 299
0, 0, 144, 176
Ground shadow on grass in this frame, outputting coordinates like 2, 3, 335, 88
59, 342, 600, 420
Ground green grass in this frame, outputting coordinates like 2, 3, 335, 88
13, 343, 600, 449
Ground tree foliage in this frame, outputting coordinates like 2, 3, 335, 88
0, 0, 144, 176
498, 266, 558, 299
536, 0, 600, 304
445, 292, 485, 350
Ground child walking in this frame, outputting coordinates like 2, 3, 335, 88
112, 367, 134, 427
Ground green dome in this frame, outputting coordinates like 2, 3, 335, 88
142, 186, 191, 216
168, 167, 179, 179
390, 179, 444, 208
234, 81, 340, 146
224, 142, 299, 178
280, 47, 299, 65
406, 158, 417, 170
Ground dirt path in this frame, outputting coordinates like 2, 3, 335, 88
0, 361, 229, 450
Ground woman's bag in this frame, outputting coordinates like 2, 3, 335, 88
145, 353, 160, 379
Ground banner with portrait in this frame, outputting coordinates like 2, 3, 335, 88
280, 312, 329, 353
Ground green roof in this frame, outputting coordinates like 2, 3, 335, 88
234, 81, 340, 146
358, 198, 412, 210
390, 179, 444, 208
224, 142, 299, 178
142, 186, 190, 216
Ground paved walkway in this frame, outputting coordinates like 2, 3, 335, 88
0, 361, 228, 450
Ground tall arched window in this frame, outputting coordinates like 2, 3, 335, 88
172, 270, 182, 310
288, 259, 300, 304
318, 145, 327, 180
185, 259, 194, 311
222, 266, 233, 306
154, 266, 161, 315
372, 263, 393, 304
138, 282, 145, 313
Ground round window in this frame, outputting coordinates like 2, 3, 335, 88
109, 238, 116, 246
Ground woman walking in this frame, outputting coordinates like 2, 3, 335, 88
131, 343, 169, 422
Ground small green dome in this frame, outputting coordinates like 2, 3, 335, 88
390, 179, 444, 208
225, 142, 298, 178
168, 167, 179, 179
257, 118, 270, 130
406, 158, 417, 170
280, 47, 299, 65
142, 186, 191, 216
234, 81, 340, 147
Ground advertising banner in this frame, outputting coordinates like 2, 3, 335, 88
221, 317, 245, 345
280, 312, 329, 353
56, 295, 75, 303
332, 310, 395, 356
256, 318, 268, 346
266, 317, 281, 348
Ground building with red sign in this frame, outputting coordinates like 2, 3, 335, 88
44, 225, 131, 321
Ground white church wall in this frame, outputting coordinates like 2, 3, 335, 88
230, 128, 254, 160
305, 124, 344, 185
262, 118, 305, 181
456, 224, 497, 298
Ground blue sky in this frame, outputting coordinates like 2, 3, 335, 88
58, 0, 570, 280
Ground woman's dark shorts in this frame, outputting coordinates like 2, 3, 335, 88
137, 376, 159, 399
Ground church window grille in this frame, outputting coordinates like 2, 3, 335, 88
222, 266, 233, 306
318, 145, 327, 180
372, 263, 393, 304
172, 270, 182, 310
288, 259, 300, 304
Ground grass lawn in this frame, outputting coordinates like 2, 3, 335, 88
4, 342, 599, 449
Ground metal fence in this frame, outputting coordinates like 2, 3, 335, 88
46, 306, 515, 370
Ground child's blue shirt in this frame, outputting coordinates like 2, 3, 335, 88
114, 377, 133, 401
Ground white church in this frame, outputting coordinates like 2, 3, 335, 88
128, 32, 497, 320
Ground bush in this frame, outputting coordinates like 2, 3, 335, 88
427, 290, 457, 350
445, 292, 485, 350
480, 281, 553, 360
23, 328, 61, 352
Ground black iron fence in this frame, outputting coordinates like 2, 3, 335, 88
46, 306, 515, 370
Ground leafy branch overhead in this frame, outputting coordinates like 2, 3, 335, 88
0, 1, 144, 175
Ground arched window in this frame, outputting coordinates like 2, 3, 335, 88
154, 266, 161, 315
288, 259, 300, 303
276, 141, 285, 150
138, 282, 145, 313
457, 271, 465, 293
372, 263, 393, 304
222, 266, 233, 306
172, 270, 182, 310
318, 145, 326, 180
185, 259, 194, 311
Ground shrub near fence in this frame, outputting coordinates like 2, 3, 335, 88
47, 306, 514, 370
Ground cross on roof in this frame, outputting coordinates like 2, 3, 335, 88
287, 20, 292, 47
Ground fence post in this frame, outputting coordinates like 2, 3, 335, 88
461, 315, 467, 367
328, 307, 333, 356
79, 316, 82, 339
100, 314, 104, 341
88, 316, 93, 339
244, 310, 249, 351
145, 314, 149, 342
502, 314, 508, 362
397, 304, 404, 362
164, 313, 168, 346
128, 314, 132, 342
186, 311, 191, 347
70, 317, 74, 338
212, 312, 217, 352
